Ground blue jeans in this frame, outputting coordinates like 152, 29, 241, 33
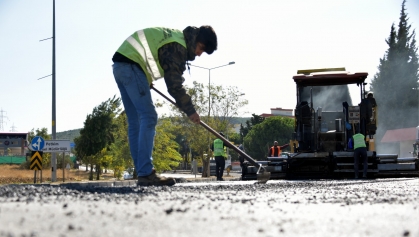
112, 62, 157, 177
215, 156, 225, 180
354, 147, 368, 177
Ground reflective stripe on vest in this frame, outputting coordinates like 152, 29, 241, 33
126, 30, 162, 79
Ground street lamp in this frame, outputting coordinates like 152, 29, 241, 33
187, 62, 235, 119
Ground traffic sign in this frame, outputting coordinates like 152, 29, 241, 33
42, 140, 71, 153
30, 136, 45, 151
30, 151, 43, 170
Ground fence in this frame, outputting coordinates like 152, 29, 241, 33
0, 156, 26, 164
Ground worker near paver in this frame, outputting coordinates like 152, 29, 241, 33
112, 26, 218, 186
212, 132, 227, 181
268, 141, 289, 157
353, 130, 368, 179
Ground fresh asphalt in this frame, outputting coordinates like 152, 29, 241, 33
0, 171, 417, 237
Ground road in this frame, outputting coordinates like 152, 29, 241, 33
0, 178, 418, 237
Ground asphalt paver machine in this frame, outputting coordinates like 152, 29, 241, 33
242, 68, 418, 180
288, 68, 418, 178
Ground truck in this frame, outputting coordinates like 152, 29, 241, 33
241, 68, 419, 180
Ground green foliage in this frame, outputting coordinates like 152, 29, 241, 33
55, 129, 81, 142
78, 96, 121, 156
240, 113, 265, 143
56, 153, 74, 169
109, 111, 132, 179
243, 116, 294, 159
74, 96, 121, 180
152, 118, 183, 172
370, 0, 419, 136
227, 132, 241, 161
167, 81, 248, 177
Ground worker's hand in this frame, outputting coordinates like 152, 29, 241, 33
188, 112, 200, 124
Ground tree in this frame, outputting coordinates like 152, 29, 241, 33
240, 113, 265, 142
74, 96, 121, 180
152, 118, 183, 172
243, 116, 294, 160
226, 132, 241, 161
370, 0, 418, 150
169, 81, 248, 177
109, 111, 132, 179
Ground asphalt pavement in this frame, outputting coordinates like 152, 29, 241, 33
1, 177, 418, 237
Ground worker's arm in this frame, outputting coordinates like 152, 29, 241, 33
158, 43, 197, 117
280, 144, 289, 150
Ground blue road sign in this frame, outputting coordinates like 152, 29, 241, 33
31, 136, 45, 151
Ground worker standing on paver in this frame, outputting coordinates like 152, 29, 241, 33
112, 26, 218, 186
268, 141, 289, 157
353, 130, 368, 179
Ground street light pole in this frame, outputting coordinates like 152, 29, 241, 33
187, 62, 235, 119
187, 61, 235, 176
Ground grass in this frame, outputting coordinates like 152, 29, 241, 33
0, 164, 116, 185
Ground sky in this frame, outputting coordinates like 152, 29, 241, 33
1, 0, 418, 133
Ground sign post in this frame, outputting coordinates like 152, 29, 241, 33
29, 136, 45, 184
30, 139, 71, 182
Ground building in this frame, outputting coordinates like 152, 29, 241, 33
0, 132, 28, 156
381, 127, 417, 157
260, 107, 294, 118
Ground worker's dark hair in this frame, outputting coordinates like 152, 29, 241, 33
196, 25, 217, 54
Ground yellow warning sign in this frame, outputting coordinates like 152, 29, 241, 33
30, 151, 43, 170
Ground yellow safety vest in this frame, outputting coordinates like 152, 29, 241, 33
116, 27, 186, 84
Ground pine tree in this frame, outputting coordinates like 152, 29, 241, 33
370, 0, 419, 137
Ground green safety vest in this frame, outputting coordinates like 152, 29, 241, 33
353, 133, 366, 149
116, 27, 186, 84
213, 139, 226, 157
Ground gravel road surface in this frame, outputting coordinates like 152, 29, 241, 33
0, 178, 418, 237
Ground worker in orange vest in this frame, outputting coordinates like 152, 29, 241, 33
268, 141, 289, 157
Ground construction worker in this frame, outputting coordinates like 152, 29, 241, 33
212, 132, 227, 181
112, 26, 217, 186
269, 141, 289, 157
353, 130, 368, 179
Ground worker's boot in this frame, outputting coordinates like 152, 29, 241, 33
137, 169, 176, 186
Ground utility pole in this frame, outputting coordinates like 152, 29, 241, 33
38, 0, 57, 181
0, 109, 9, 131
10, 124, 17, 132
51, 0, 57, 182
